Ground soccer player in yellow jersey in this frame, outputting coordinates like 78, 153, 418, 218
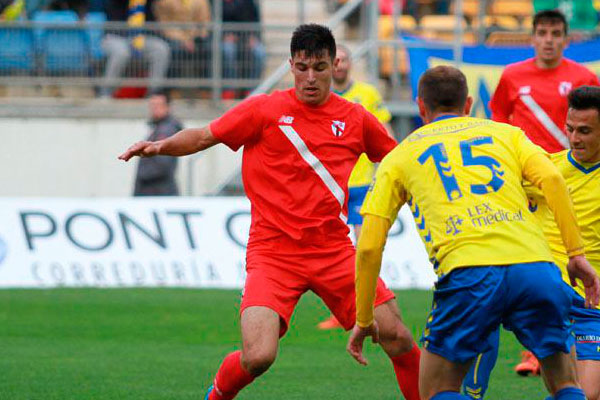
317, 44, 393, 330
333, 44, 393, 240
346, 66, 600, 400
464, 85, 600, 400
533, 85, 600, 400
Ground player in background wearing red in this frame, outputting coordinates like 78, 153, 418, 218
491, 9, 599, 154
488, 8, 599, 379
119, 24, 421, 400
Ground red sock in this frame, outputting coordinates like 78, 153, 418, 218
210, 351, 255, 400
390, 343, 421, 400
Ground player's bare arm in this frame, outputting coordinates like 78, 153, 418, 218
118, 126, 220, 161
347, 321, 379, 366
567, 255, 600, 309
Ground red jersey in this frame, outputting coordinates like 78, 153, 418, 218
210, 88, 396, 247
490, 58, 599, 153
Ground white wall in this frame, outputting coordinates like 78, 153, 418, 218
0, 118, 242, 197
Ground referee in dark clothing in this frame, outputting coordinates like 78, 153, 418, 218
134, 91, 182, 196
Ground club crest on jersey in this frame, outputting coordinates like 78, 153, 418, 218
518, 86, 531, 95
559, 81, 572, 97
278, 115, 294, 124
331, 120, 345, 137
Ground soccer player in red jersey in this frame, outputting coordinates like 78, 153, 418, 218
490, 9, 599, 154
119, 24, 421, 400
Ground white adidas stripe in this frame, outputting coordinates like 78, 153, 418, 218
520, 94, 569, 148
278, 125, 348, 224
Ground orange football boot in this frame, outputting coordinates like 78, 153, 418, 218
515, 350, 541, 376
317, 315, 343, 330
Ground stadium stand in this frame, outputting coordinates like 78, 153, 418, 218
485, 31, 530, 46
85, 11, 107, 61
491, 0, 534, 20
419, 14, 475, 43
1, 0, 599, 199
378, 14, 416, 79
472, 15, 521, 31
32, 10, 89, 73
0, 26, 34, 71
460, 0, 479, 19
0, 0, 543, 101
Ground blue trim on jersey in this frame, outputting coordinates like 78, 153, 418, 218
332, 80, 354, 96
567, 150, 600, 174
433, 114, 461, 122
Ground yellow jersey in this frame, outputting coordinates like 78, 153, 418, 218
526, 150, 600, 307
362, 116, 555, 277
336, 81, 392, 187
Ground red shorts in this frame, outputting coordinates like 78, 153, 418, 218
242, 240, 395, 336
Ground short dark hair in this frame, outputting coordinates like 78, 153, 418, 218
290, 24, 336, 61
418, 66, 468, 113
568, 86, 600, 119
533, 9, 568, 35
151, 90, 171, 104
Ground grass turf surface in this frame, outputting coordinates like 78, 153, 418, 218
0, 289, 547, 399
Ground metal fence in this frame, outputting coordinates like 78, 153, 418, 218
0, 19, 287, 100
0, 0, 499, 100
0, 0, 552, 104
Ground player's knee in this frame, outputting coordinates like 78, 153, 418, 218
379, 322, 414, 355
241, 349, 277, 376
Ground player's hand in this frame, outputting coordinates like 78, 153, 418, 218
118, 141, 161, 162
346, 321, 379, 366
567, 254, 600, 308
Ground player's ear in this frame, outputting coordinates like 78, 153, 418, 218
464, 96, 474, 116
416, 97, 426, 118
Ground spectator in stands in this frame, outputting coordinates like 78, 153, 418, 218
47, 0, 88, 18
222, 0, 265, 98
379, 0, 405, 15
534, 0, 598, 31
153, 0, 211, 78
0, 0, 24, 20
405, 0, 449, 19
433, 0, 450, 14
134, 90, 182, 196
22, 0, 89, 18
100, 0, 170, 98
18, 0, 45, 17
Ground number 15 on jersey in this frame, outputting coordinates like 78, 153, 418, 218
418, 136, 505, 202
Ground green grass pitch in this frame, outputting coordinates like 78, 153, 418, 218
0, 289, 548, 399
